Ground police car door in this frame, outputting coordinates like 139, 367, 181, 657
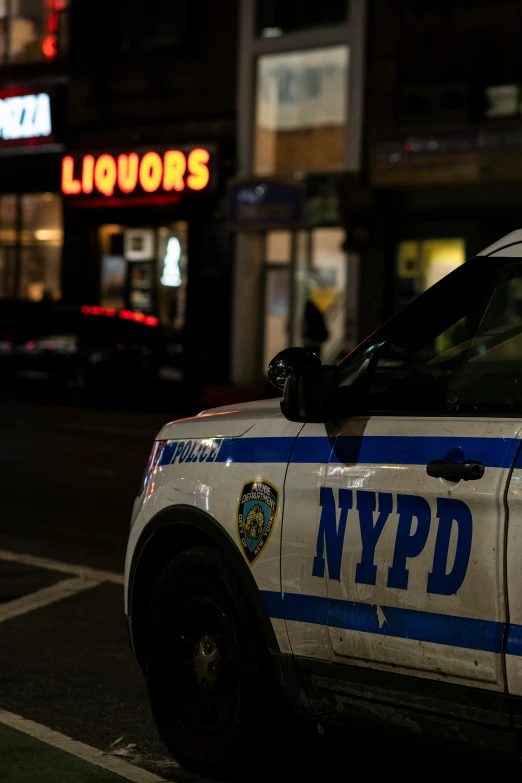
284, 255, 521, 691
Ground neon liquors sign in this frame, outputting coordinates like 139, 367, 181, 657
61, 147, 216, 202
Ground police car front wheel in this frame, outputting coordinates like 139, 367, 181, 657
145, 546, 275, 776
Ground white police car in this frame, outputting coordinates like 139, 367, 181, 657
125, 230, 522, 774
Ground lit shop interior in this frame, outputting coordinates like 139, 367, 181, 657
97, 223, 188, 330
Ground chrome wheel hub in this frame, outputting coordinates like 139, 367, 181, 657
193, 635, 221, 692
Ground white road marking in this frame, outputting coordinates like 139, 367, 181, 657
0, 548, 124, 585
0, 576, 100, 623
0, 552, 177, 781
0, 708, 168, 782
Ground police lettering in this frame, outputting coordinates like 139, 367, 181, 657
168, 438, 222, 464
313, 488, 472, 596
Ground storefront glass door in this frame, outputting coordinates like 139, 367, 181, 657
310, 227, 347, 362
262, 226, 349, 371
263, 231, 291, 371
291, 227, 348, 364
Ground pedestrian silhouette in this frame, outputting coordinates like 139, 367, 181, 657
302, 298, 329, 359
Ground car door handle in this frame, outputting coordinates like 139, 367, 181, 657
426, 460, 485, 481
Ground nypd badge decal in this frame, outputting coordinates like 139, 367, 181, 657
237, 479, 279, 565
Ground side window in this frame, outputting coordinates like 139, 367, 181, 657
448, 263, 522, 412
363, 258, 495, 414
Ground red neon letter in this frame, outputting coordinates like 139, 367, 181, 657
42, 34, 57, 59
48, 11, 59, 33
94, 154, 117, 197
82, 155, 95, 194
163, 150, 186, 191
139, 152, 163, 193
117, 153, 139, 194
187, 148, 210, 191
61, 156, 81, 195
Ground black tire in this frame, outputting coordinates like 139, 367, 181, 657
145, 546, 274, 777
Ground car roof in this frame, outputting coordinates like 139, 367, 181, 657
478, 230, 522, 257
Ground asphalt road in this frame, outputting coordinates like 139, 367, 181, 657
0, 392, 515, 781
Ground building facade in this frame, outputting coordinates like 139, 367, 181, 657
231, 0, 367, 384
0, 0, 240, 385
0, 0, 69, 304
1, 0, 372, 389
60, 0, 238, 382
363, 0, 522, 340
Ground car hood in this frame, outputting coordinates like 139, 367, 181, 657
156, 398, 283, 440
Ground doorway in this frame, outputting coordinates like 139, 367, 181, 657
262, 227, 350, 371
99, 222, 189, 329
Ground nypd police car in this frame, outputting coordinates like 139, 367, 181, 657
125, 230, 522, 774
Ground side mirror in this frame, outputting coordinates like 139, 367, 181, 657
268, 347, 322, 390
268, 346, 338, 422
282, 363, 338, 423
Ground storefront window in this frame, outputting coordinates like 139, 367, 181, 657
0, 192, 62, 300
20, 193, 62, 300
396, 238, 466, 310
0, 195, 16, 297
157, 222, 188, 331
99, 222, 189, 330
254, 45, 349, 175
124, 228, 157, 314
99, 225, 125, 310
256, 0, 348, 37
0, 0, 69, 64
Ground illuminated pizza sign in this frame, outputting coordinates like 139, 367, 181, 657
0, 86, 61, 150
61, 147, 216, 205
0, 93, 51, 140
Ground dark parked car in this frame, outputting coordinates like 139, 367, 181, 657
0, 301, 201, 408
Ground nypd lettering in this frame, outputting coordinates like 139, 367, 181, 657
167, 438, 222, 464
313, 488, 473, 596
237, 479, 279, 565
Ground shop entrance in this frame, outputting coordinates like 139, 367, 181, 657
99, 222, 188, 329
262, 227, 353, 370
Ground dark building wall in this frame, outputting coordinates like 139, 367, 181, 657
68, 0, 238, 147
360, 0, 522, 339
367, 0, 522, 140
185, 205, 234, 383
